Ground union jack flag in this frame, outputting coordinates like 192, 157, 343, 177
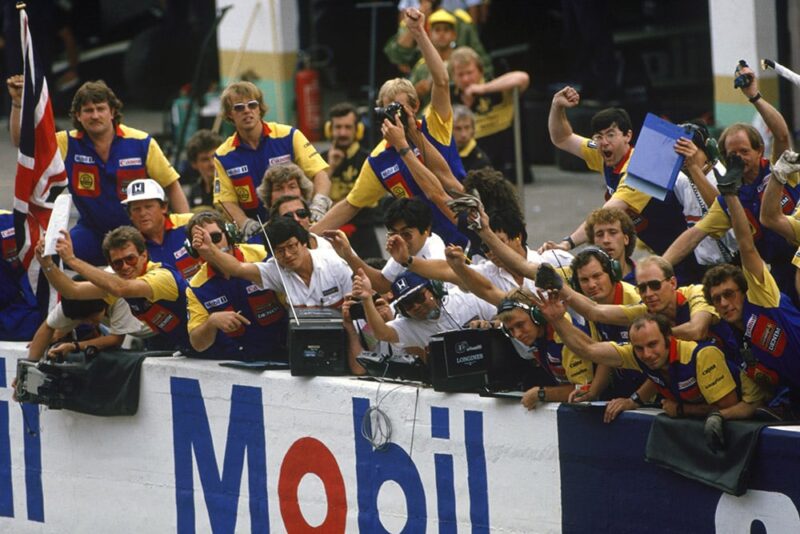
13, 6, 67, 299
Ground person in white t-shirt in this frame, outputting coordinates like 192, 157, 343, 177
192, 217, 352, 307
325, 197, 445, 293
27, 289, 144, 361
351, 268, 495, 354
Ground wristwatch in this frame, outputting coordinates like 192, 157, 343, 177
629, 391, 644, 406
400, 255, 414, 268
538, 387, 546, 402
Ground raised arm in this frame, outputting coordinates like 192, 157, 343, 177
720, 156, 764, 281
547, 86, 585, 158
405, 8, 451, 121
192, 225, 262, 285
738, 63, 791, 157
352, 268, 399, 343
560, 283, 632, 326
445, 245, 505, 305
759, 150, 800, 245
7, 74, 22, 147
473, 207, 540, 280
466, 71, 529, 98
674, 138, 719, 206
537, 292, 623, 367
386, 235, 461, 285
36, 241, 106, 300
663, 226, 708, 267
322, 229, 391, 293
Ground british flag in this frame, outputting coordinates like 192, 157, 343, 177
13, 6, 67, 298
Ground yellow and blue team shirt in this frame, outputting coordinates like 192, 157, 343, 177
107, 261, 191, 352
57, 125, 179, 236
698, 158, 800, 299
346, 106, 467, 245
534, 314, 595, 387
144, 213, 202, 280
579, 139, 633, 199
737, 263, 800, 391
186, 244, 287, 360
214, 121, 328, 221
611, 338, 764, 406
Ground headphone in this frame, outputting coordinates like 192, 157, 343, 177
395, 279, 448, 318
324, 116, 365, 142
569, 246, 622, 293
183, 221, 242, 258
496, 298, 546, 328
680, 122, 720, 164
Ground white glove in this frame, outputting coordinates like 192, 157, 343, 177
240, 218, 263, 239
309, 193, 333, 223
771, 149, 800, 185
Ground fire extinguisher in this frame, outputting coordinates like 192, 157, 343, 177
295, 53, 321, 141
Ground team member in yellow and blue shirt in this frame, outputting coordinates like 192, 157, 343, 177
38, 226, 192, 353
8, 79, 189, 266
186, 211, 287, 360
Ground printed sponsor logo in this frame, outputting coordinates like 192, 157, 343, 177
174, 247, 188, 259
268, 154, 291, 166
1, 228, 15, 238
119, 157, 142, 167
78, 172, 96, 191
456, 353, 483, 365
204, 296, 228, 308
678, 377, 697, 390
245, 284, 261, 295
381, 164, 400, 179
227, 165, 249, 177
74, 154, 94, 164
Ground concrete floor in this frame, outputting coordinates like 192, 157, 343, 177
0, 107, 604, 250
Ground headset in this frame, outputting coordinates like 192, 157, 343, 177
496, 298, 546, 329
680, 122, 720, 164
394, 276, 447, 318
324, 114, 365, 142
569, 246, 622, 293
183, 220, 242, 258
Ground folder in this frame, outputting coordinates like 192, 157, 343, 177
625, 113, 688, 201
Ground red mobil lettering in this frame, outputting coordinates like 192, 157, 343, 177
247, 291, 285, 326
72, 163, 101, 198
175, 254, 202, 280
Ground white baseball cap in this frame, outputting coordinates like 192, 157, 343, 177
121, 179, 165, 204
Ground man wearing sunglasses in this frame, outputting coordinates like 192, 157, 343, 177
213, 81, 331, 240
269, 195, 333, 252
185, 211, 287, 360
701, 156, 800, 406
122, 179, 201, 280
8, 79, 189, 266
192, 217, 352, 308
37, 226, 193, 353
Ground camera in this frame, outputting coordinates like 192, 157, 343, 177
349, 301, 366, 321
374, 101, 408, 128
15, 349, 94, 409
734, 59, 753, 89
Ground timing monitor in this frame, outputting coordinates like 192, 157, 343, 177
287, 308, 347, 376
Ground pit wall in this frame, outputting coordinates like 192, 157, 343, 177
0, 342, 798, 533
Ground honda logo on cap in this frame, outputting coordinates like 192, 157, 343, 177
396, 278, 408, 292
132, 182, 145, 195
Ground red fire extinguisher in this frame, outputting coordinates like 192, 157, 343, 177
295, 54, 321, 141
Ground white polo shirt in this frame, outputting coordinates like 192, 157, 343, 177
381, 233, 446, 283
46, 298, 145, 335
255, 247, 353, 307
387, 288, 495, 349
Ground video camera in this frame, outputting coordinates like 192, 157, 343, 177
374, 101, 408, 129
15, 348, 95, 409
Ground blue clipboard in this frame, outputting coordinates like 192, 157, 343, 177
625, 113, 688, 201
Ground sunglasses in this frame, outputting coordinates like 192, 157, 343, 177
110, 253, 140, 271
283, 208, 310, 220
209, 231, 225, 244
232, 100, 259, 113
636, 278, 670, 294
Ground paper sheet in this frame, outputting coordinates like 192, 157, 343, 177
43, 193, 72, 256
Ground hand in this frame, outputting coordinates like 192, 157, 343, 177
47, 342, 77, 360
734, 62, 758, 99
322, 229, 354, 260
535, 263, 564, 291
521, 387, 540, 410
704, 411, 725, 452
381, 117, 407, 148
35, 240, 54, 266
714, 154, 744, 195
469, 319, 493, 329
55, 230, 76, 263
552, 85, 580, 109
661, 398, 680, 418
471, 203, 490, 235
535, 289, 567, 322
341, 294, 356, 328
674, 137, 704, 172
6, 74, 23, 104
400, 102, 422, 145
351, 267, 373, 300
327, 147, 345, 169
603, 397, 637, 423
404, 7, 425, 34
210, 310, 251, 334
385, 234, 410, 263
191, 225, 214, 255
568, 385, 595, 403
464, 83, 486, 98
444, 244, 467, 270
771, 149, 800, 185
537, 240, 571, 254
